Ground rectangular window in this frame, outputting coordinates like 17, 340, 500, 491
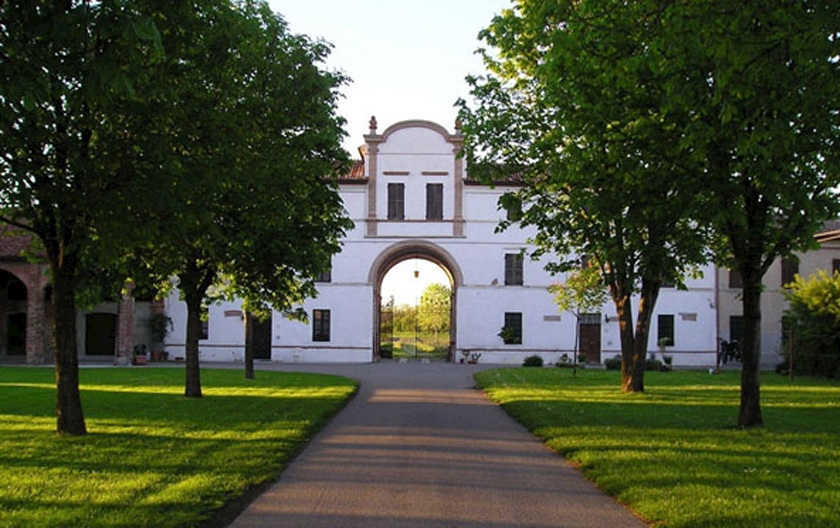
728, 269, 742, 288
503, 312, 522, 344
504, 253, 524, 285
199, 306, 209, 340
657, 314, 674, 347
312, 309, 331, 342
316, 264, 332, 283
781, 257, 798, 287
729, 315, 744, 344
426, 183, 443, 220
387, 183, 405, 220
833, 259, 840, 275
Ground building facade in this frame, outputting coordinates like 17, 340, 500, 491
161, 119, 721, 367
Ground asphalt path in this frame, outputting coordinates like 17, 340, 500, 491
227, 361, 649, 528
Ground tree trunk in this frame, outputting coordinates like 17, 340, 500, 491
738, 269, 764, 427
183, 288, 203, 398
616, 282, 660, 393
51, 254, 87, 435
244, 311, 255, 380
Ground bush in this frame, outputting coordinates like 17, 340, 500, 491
604, 354, 622, 370
523, 355, 544, 367
783, 271, 840, 379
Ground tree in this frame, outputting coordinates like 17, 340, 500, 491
135, 0, 351, 396
657, 2, 840, 426
0, 1, 164, 435
459, 0, 711, 392
782, 271, 840, 379
550, 266, 609, 376
462, 1, 840, 423
418, 283, 451, 343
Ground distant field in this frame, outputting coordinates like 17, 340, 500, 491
0, 367, 357, 528
476, 368, 840, 528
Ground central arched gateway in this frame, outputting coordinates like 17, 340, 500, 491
369, 240, 463, 362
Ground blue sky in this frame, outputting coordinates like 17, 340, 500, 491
268, 0, 511, 155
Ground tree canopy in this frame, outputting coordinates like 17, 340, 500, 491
0, 0, 352, 431
1, 0, 166, 434
132, 0, 352, 397
460, 0, 840, 417
459, 0, 712, 392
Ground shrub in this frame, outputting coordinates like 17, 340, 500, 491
523, 355, 544, 367
783, 271, 840, 378
604, 354, 622, 370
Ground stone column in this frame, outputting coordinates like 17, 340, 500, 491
115, 282, 136, 365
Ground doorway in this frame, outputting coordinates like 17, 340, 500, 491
85, 313, 117, 356
371, 242, 462, 362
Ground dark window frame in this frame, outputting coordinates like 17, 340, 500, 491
503, 312, 523, 345
387, 183, 405, 220
781, 257, 798, 287
504, 253, 524, 285
312, 309, 331, 342
657, 314, 674, 347
426, 183, 443, 220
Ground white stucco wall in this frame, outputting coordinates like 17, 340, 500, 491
162, 119, 721, 368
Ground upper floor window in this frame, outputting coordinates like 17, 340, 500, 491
728, 269, 742, 289
426, 183, 443, 220
387, 183, 405, 220
781, 257, 798, 287
505, 253, 524, 285
316, 263, 332, 283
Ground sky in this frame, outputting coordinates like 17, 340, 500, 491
268, 0, 511, 154
268, 1, 511, 305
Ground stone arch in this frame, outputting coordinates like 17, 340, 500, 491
369, 240, 462, 362
0, 263, 49, 363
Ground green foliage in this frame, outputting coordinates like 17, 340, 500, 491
604, 355, 622, 371
461, 0, 840, 420
459, 0, 717, 393
549, 266, 609, 316
418, 283, 451, 336
0, 367, 357, 527
522, 355, 544, 367
782, 271, 840, 378
475, 368, 840, 528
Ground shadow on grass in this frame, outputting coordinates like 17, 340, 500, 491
0, 367, 357, 528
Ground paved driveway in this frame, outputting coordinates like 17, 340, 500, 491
228, 361, 649, 528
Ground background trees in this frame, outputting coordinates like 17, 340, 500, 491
460, 0, 840, 423
0, 0, 351, 431
418, 283, 451, 342
782, 271, 840, 379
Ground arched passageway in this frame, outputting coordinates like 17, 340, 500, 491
370, 241, 463, 362
0, 270, 28, 358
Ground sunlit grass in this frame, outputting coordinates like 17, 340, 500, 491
0, 367, 357, 528
475, 368, 840, 528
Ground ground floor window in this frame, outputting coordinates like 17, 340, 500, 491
502, 312, 522, 344
313, 309, 331, 342
658, 314, 674, 346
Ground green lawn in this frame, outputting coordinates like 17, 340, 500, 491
475, 368, 840, 528
0, 367, 357, 528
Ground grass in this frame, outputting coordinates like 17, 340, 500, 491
0, 366, 357, 528
475, 368, 840, 528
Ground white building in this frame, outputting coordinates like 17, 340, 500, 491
163, 118, 720, 366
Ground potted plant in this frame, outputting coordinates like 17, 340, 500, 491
149, 313, 173, 361
132, 344, 148, 366
498, 326, 519, 345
